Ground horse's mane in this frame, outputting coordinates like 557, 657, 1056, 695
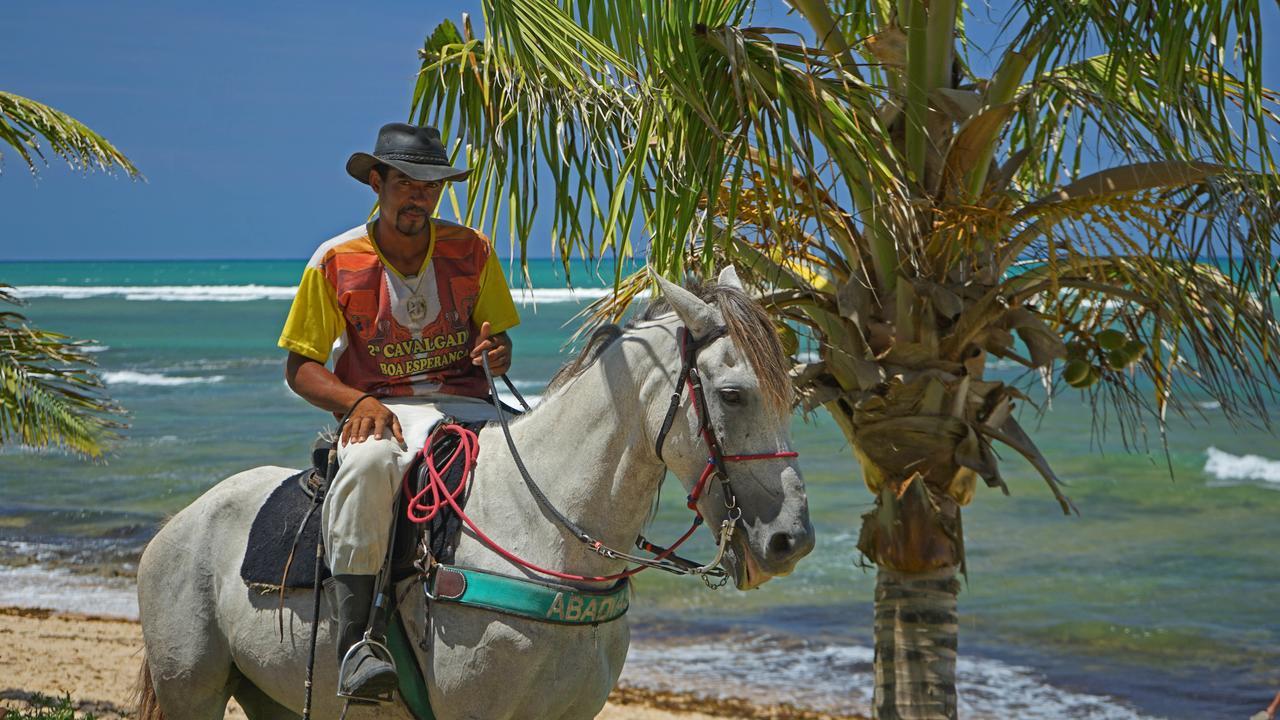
545, 282, 792, 415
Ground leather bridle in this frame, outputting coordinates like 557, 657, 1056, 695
652, 325, 799, 523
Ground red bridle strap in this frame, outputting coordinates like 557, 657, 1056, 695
679, 339, 800, 510
686, 451, 800, 511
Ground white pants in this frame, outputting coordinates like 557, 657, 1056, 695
322, 394, 500, 575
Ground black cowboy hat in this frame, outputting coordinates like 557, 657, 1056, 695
346, 123, 470, 185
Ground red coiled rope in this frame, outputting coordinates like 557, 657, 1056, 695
402, 423, 478, 524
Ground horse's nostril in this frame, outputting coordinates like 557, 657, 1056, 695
767, 532, 795, 558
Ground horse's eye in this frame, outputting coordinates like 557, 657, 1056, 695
718, 388, 743, 406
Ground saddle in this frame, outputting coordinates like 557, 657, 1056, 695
239, 421, 485, 592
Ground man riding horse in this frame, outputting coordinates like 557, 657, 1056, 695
277, 123, 519, 701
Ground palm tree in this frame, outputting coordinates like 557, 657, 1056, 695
1, 91, 138, 457
407, 2, 1280, 717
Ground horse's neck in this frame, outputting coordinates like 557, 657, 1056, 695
508, 322, 677, 550
469, 322, 678, 578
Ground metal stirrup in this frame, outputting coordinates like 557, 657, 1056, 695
336, 634, 397, 703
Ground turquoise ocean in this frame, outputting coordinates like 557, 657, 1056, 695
2, 259, 1278, 719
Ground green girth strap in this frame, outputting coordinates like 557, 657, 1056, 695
430, 565, 631, 625
387, 612, 435, 720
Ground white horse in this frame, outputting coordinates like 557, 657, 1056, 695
136, 270, 814, 720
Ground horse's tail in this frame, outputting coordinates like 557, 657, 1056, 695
134, 653, 166, 720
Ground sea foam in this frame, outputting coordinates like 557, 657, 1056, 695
1203, 447, 1280, 488
15, 285, 613, 304
623, 634, 1158, 720
0, 564, 138, 619
101, 371, 225, 386
15, 285, 298, 302
511, 287, 612, 304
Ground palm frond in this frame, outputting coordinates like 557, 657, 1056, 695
413, 4, 904, 287
0, 91, 140, 178
0, 287, 127, 458
1005, 54, 1280, 201
1010, 0, 1276, 171
413, 13, 645, 280
996, 171, 1280, 440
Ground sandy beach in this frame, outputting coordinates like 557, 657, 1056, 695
0, 606, 863, 720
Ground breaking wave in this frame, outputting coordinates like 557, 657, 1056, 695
0, 564, 138, 619
623, 633, 1158, 720
1203, 447, 1280, 488
510, 288, 611, 304
101, 371, 225, 386
15, 285, 614, 304
15, 285, 298, 302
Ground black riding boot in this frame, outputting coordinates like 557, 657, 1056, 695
326, 574, 398, 700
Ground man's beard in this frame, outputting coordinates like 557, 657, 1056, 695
395, 208, 429, 235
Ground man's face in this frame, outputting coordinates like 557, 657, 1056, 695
369, 166, 445, 237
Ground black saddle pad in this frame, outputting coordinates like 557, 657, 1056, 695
240, 470, 329, 590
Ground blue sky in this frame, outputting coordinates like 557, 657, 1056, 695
2, 2, 497, 261
0, 1, 786, 261
1, 2, 1276, 261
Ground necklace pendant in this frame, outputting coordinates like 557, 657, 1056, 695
407, 294, 429, 323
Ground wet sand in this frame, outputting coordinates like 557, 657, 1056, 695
0, 606, 864, 720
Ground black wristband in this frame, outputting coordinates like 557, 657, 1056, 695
337, 392, 379, 430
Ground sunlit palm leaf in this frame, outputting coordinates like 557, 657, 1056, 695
412, 1, 904, 287
0, 287, 127, 458
0, 91, 140, 178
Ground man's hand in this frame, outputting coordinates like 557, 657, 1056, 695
285, 352, 406, 445
471, 321, 513, 375
341, 396, 405, 445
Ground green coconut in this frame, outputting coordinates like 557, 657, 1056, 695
1102, 340, 1146, 369
1065, 341, 1090, 360
1096, 329, 1126, 351
1123, 339, 1147, 357
1067, 362, 1101, 388
1063, 359, 1091, 386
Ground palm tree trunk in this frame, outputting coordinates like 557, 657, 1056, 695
872, 566, 960, 720
854, 464, 965, 720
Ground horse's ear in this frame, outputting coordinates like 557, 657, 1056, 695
717, 265, 745, 291
650, 268, 721, 337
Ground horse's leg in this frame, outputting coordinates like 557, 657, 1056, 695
232, 680, 302, 720
137, 653, 236, 720
137, 645, 236, 720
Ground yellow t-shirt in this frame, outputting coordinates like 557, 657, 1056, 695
278, 219, 520, 398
